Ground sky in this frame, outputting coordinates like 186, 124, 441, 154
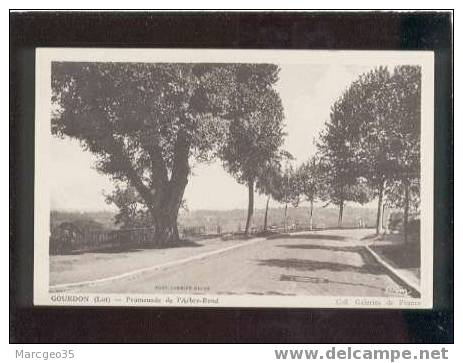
50, 63, 377, 212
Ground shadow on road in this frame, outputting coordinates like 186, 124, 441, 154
266, 233, 347, 241
260, 243, 387, 275
280, 274, 386, 292
277, 244, 364, 253
361, 233, 377, 240
257, 256, 384, 276
257, 245, 421, 298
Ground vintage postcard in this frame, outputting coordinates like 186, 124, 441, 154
34, 48, 434, 308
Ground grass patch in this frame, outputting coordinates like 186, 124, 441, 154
370, 242, 420, 269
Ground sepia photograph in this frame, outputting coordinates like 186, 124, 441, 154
33, 49, 434, 308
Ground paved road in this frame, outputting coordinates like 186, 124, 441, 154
74, 229, 409, 297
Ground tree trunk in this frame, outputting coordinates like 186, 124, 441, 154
153, 193, 185, 246
152, 133, 190, 246
403, 179, 410, 243
382, 203, 387, 231
263, 196, 270, 231
309, 198, 314, 231
171, 207, 181, 241
172, 224, 180, 241
153, 182, 187, 245
376, 181, 385, 235
153, 212, 176, 247
338, 201, 344, 228
284, 203, 288, 232
244, 179, 254, 235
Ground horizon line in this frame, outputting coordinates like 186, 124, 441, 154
51, 204, 379, 214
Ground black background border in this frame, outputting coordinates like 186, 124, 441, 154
10, 10, 453, 343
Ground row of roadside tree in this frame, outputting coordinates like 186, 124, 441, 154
52, 62, 420, 246
254, 65, 421, 243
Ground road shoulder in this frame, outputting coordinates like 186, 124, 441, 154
365, 244, 421, 297
50, 236, 265, 291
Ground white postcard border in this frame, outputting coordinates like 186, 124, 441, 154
34, 48, 434, 309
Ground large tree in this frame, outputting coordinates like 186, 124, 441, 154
316, 65, 420, 234
350, 65, 421, 238
219, 64, 286, 235
52, 62, 232, 245
272, 164, 299, 232
317, 90, 371, 228
386, 65, 421, 242
295, 156, 323, 230
351, 67, 399, 235
255, 152, 292, 231
255, 159, 281, 232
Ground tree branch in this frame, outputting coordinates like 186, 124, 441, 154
106, 138, 156, 209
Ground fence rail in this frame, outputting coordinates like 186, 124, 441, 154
49, 221, 375, 255
49, 227, 159, 254
49, 224, 224, 254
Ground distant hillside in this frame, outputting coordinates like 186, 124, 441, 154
50, 210, 117, 231
51, 204, 378, 233
179, 205, 378, 232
